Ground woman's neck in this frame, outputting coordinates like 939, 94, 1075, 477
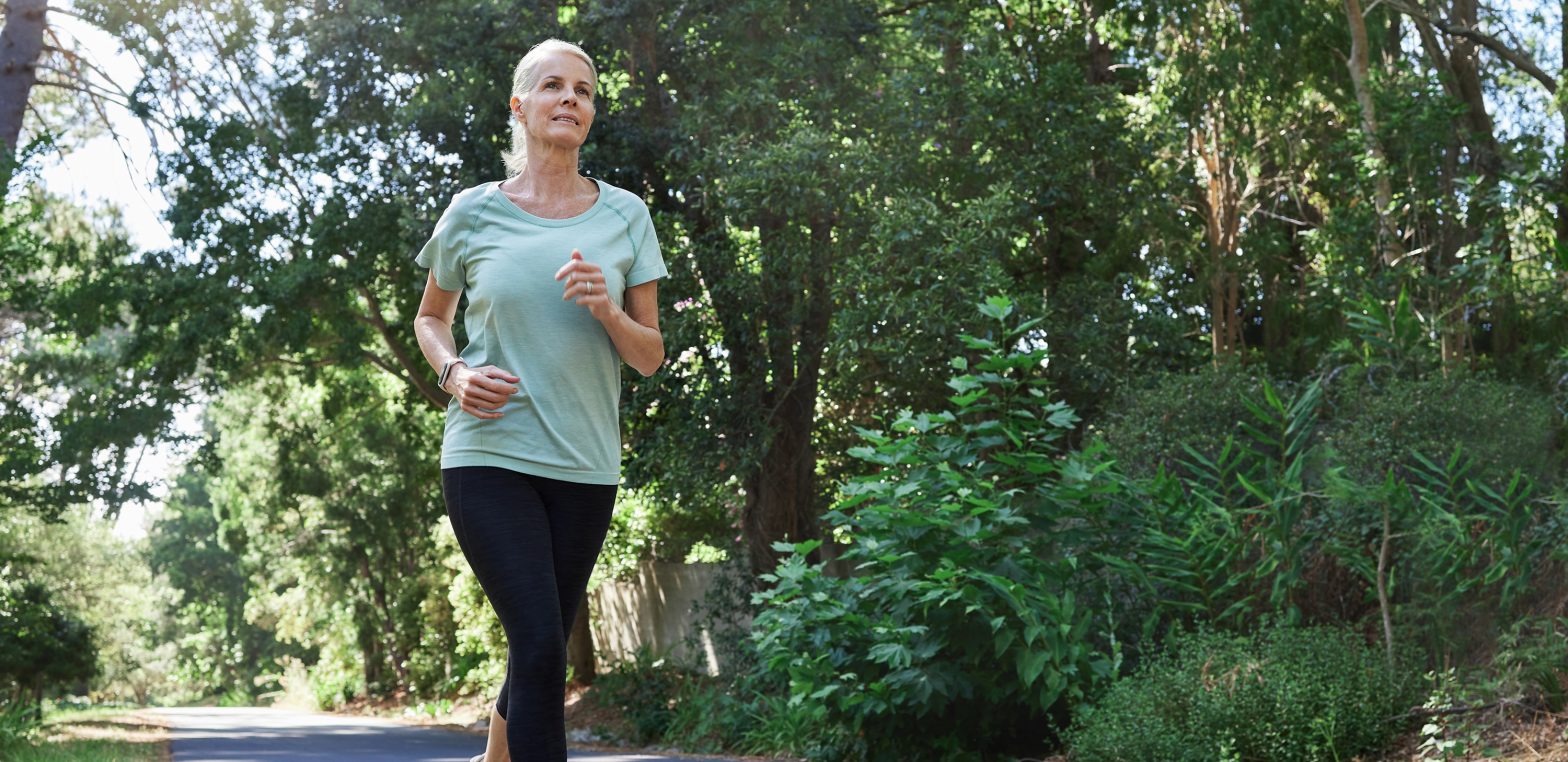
510, 144, 588, 199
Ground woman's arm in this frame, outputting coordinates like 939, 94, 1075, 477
557, 251, 664, 377
603, 280, 663, 377
413, 271, 520, 418
414, 271, 464, 373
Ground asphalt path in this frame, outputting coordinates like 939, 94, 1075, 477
152, 706, 739, 762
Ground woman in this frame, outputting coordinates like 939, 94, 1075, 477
412, 39, 665, 762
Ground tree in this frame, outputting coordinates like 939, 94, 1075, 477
0, 580, 97, 717
1393, 0, 1561, 228
0, 0, 48, 159
148, 467, 291, 700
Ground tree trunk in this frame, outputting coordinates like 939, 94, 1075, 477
1444, 0, 1505, 202
566, 601, 595, 684
357, 554, 410, 690
742, 380, 822, 576
1407, 6, 1493, 369
1194, 116, 1246, 359
1343, 0, 1405, 266
0, 0, 48, 158
1560, 0, 1567, 260
742, 216, 834, 576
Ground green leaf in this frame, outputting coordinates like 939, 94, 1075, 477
979, 295, 1014, 320
1017, 649, 1049, 688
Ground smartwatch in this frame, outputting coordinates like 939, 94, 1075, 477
437, 357, 467, 390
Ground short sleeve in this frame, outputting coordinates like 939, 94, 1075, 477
624, 204, 668, 287
414, 194, 469, 291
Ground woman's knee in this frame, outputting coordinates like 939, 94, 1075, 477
507, 631, 567, 680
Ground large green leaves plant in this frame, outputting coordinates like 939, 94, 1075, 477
750, 297, 1122, 759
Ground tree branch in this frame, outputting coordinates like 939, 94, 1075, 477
355, 285, 449, 408
1437, 21, 1558, 95
39, 3, 92, 23
1390, 1, 1559, 96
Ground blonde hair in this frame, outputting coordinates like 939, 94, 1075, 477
502, 39, 599, 177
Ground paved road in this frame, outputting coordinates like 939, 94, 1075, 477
152, 707, 737, 762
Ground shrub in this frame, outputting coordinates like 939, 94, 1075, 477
1321, 371, 1561, 486
0, 579, 98, 717
1068, 627, 1417, 762
589, 648, 683, 744
1094, 364, 1276, 479
750, 297, 1125, 759
0, 699, 38, 750
1096, 364, 1564, 490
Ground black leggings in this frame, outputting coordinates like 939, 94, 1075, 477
441, 466, 617, 760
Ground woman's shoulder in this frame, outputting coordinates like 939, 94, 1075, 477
428, 182, 497, 225
592, 178, 652, 218
447, 182, 497, 214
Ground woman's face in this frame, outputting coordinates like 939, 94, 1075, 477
512, 51, 596, 151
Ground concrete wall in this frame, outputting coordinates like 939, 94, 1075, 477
588, 560, 734, 676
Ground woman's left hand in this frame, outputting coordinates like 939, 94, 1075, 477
555, 249, 614, 321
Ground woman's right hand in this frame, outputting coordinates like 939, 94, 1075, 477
446, 365, 521, 419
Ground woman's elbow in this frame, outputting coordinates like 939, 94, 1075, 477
635, 352, 664, 378
634, 338, 665, 377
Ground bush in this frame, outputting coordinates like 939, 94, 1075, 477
0, 699, 38, 750
1097, 366, 1563, 488
1068, 627, 1417, 762
0, 579, 98, 716
750, 297, 1125, 759
1321, 371, 1561, 486
1094, 364, 1276, 479
589, 648, 684, 744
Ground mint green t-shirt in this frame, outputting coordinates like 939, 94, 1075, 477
415, 179, 667, 485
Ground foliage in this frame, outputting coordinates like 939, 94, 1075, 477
1417, 668, 1497, 761
0, 148, 170, 521
588, 648, 683, 745
1321, 371, 1562, 486
1094, 366, 1275, 479
1102, 377, 1326, 629
0, 697, 39, 749
1317, 449, 1568, 665
146, 470, 285, 703
433, 515, 504, 699
16, 0, 1568, 748
1103, 365, 1567, 656
1100, 362, 1564, 489
683, 552, 763, 679
591, 489, 707, 586
1492, 617, 1568, 714
1068, 627, 1417, 762
0, 579, 98, 711
751, 297, 1122, 758
0, 504, 180, 710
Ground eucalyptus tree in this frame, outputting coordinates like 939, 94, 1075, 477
0, 0, 48, 159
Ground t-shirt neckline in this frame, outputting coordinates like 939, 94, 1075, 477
489, 178, 606, 227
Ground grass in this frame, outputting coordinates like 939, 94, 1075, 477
0, 707, 169, 762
